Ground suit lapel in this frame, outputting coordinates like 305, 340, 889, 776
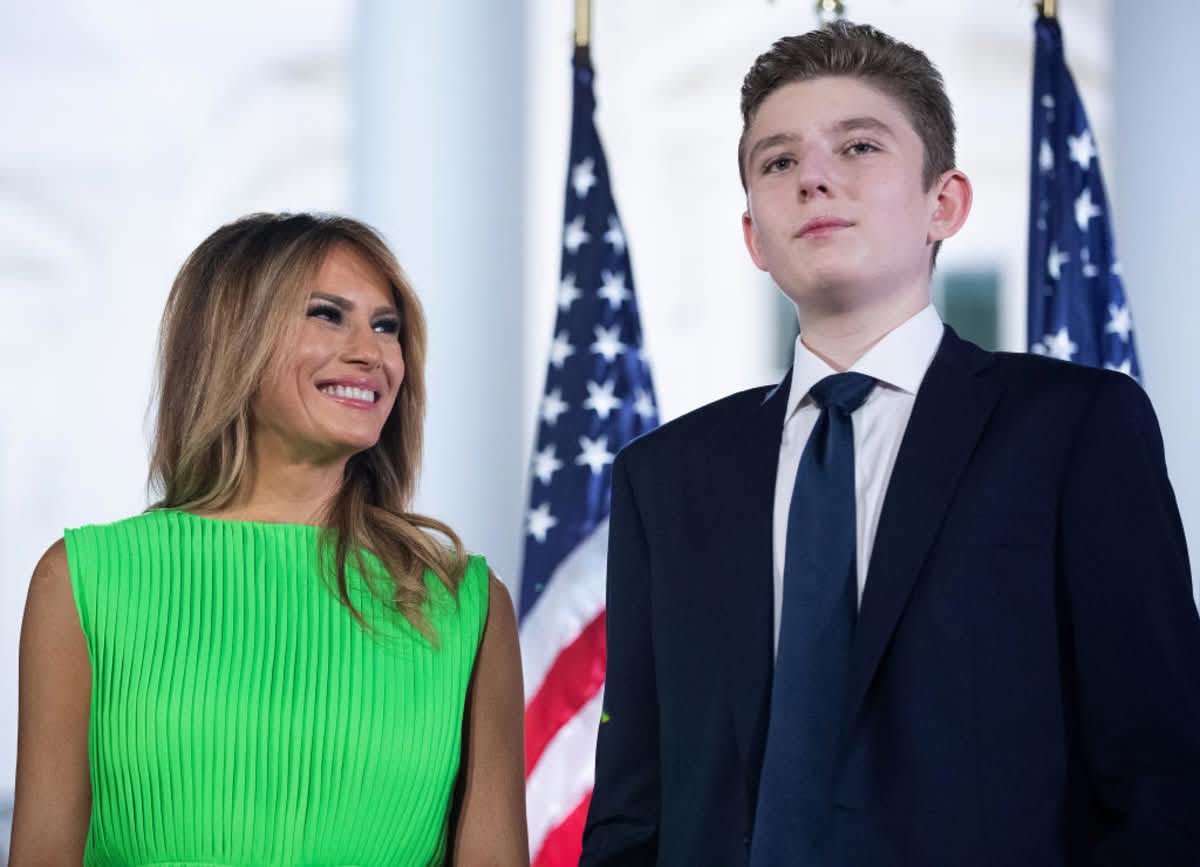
843, 328, 1002, 734
714, 371, 790, 810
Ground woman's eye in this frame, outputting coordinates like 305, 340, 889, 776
307, 303, 342, 324
373, 318, 401, 336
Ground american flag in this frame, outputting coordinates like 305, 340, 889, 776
518, 52, 658, 866
1028, 14, 1140, 379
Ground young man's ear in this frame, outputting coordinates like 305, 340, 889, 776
742, 209, 768, 272
927, 169, 973, 244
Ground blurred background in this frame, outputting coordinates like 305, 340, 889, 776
2, 0, 1196, 857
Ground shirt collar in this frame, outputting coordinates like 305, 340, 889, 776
784, 304, 944, 424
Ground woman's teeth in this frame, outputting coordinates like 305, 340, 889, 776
321, 384, 376, 403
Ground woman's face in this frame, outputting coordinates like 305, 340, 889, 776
252, 242, 405, 465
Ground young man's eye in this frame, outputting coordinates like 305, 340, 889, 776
373, 317, 401, 336
845, 140, 879, 156
764, 156, 794, 174
307, 302, 342, 324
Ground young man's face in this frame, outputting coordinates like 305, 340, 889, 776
741, 76, 945, 313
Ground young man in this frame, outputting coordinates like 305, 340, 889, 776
581, 22, 1200, 867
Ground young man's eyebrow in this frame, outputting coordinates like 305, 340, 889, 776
308, 291, 399, 317
746, 132, 801, 167
834, 116, 897, 138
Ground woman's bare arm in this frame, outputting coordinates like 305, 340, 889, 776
9, 539, 92, 863
451, 571, 529, 866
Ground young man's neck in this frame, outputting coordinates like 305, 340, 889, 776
795, 289, 932, 372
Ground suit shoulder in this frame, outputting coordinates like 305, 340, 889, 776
991, 349, 1098, 381
969, 350, 1161, 450
618, 384, 777, 466
989, 350, 1144, 401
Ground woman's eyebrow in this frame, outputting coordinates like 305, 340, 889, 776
309, 292, 399, 318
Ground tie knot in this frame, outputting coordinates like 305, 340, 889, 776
809, 372, 876, 414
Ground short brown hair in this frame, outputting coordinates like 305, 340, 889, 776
738, 22, 956, 193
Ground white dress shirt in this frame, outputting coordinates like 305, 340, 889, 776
772, 305, 945, 652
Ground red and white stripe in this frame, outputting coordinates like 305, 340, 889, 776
521, 519, 609, 865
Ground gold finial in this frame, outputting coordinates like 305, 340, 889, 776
575, 0, 591, 48
574, 0, 591, 66
816, 0, 847, 24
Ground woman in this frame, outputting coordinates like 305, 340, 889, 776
11, 213, 529, 865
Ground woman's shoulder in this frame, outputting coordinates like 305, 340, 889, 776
61, 511, 188, 589
462, 553, 497, 608
421, 552, 493, 638
464, 556, 518, 643
25, 536, 88, 648
64, 508, 262, 551
29, 537, 69, 592
474, 559, 514, 617
64, 508, 176, 540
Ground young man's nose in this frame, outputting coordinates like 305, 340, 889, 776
797, 180, 831, 200
793, 149, 833, 200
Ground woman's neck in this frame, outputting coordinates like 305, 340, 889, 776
202, 449, 348, 526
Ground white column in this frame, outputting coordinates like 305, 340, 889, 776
1113, 0, 1200, 602
353, 1, 527, 586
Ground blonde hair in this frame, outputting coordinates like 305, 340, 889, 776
149, 212, 466, 636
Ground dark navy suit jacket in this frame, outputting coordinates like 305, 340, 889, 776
581, 327, 1200, 866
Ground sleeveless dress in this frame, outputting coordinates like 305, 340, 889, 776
63, 509, 489, 866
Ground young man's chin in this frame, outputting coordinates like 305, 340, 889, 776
779, 274, 873, 314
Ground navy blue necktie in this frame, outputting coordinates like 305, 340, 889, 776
750, 371, 876, 865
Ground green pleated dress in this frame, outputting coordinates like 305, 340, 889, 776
64, 509, 489, 866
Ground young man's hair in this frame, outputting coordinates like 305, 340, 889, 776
738, 21, 956, 193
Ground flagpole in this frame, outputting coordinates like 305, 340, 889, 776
522, 3, 660, 861
575, 0, 591, 67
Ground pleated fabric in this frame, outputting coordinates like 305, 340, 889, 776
64, 509, 489, 867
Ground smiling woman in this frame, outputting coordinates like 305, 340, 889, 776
10, 213, 529, 866
151, 215, 447, 632
250, 244, 408, 500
